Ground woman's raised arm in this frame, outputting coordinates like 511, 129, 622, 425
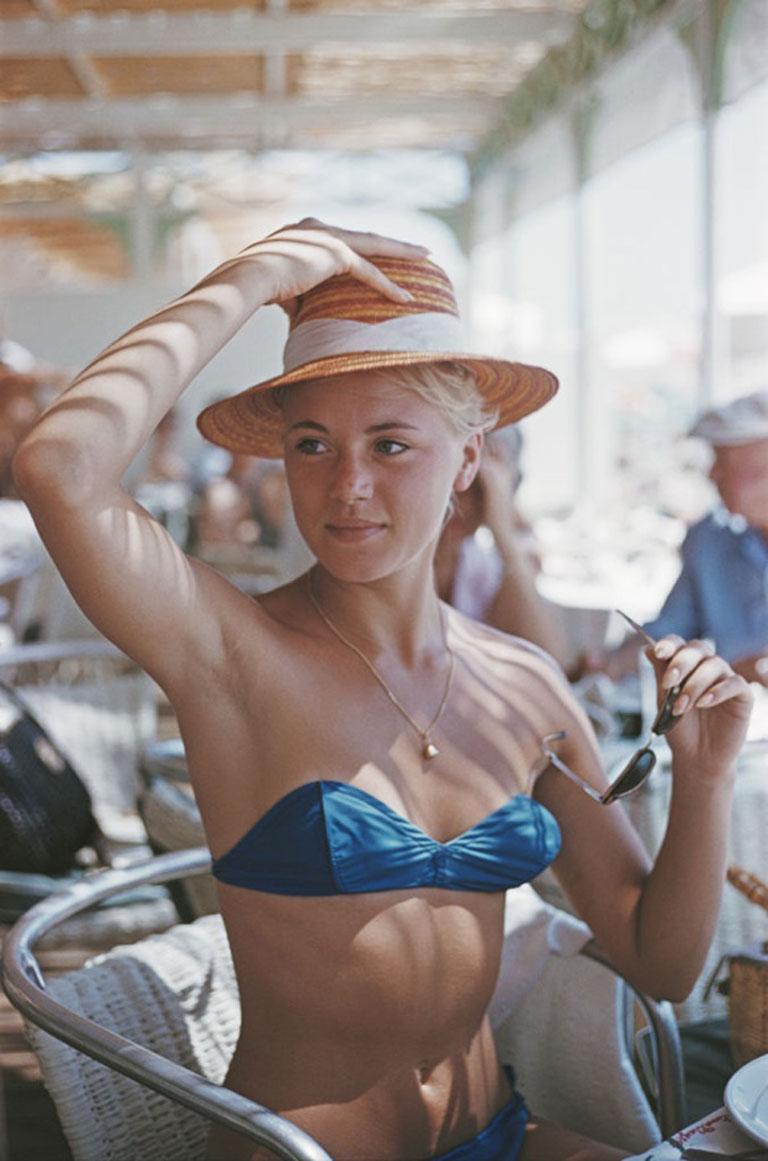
13, 221, 423, 689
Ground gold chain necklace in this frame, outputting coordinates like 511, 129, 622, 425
307, 573, 455, 761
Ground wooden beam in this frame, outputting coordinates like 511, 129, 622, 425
0, 93, 491, 150
0, 8, 574, 56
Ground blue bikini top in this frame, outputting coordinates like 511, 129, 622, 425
211, 780, 561, 896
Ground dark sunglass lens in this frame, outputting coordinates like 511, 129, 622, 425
652, 685, 682, 735
605, 749, 657, 803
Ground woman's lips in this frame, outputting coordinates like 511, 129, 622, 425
325, 522, 386, 542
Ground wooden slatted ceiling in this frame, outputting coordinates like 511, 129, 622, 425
0, 218, 131, 280
94, 55, 267, 96
54, 0, 268, 12
0, 0, 38, 14
299, 115, 485, 147
0, 49, 533, 101
297, 46, 538, 96
50, 0, 560, 11
291, 0, 576, 9
0, 57, 270, 100
0, 0, 587, 281
0, 58, 85, 100
0, 2, 586, 119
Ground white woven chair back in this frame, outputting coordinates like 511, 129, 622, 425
26, 914, 238, 1161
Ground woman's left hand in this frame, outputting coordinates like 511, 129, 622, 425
647, 635, 753, 780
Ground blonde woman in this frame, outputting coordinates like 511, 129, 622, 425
14, 221, 751, 1161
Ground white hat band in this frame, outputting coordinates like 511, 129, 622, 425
283, 312, 468, 373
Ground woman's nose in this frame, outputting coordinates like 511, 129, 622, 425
330, 454, 373, 501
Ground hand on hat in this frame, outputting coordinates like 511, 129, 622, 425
241, 218, 429, 320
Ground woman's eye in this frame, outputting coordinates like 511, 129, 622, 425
375, 439, 409, 456
295, 437, 327, 455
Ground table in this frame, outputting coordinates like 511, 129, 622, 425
635, 1103, 768, 1157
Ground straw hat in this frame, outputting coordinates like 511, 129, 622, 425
197, 256, 558, 457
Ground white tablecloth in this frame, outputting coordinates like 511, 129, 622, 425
628, 1105, 768, 1157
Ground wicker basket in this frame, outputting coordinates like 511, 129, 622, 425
723, 866, 768, 1066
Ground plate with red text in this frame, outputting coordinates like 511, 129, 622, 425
725, 1055, 768, 1148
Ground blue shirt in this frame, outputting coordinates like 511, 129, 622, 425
645, 510, 768, 663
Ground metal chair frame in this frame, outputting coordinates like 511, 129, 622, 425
582, 941, 686, 1135
2, 849, 686, 1159
2, 849, 332, 1161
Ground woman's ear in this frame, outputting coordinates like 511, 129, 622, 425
453, 432, 483, 494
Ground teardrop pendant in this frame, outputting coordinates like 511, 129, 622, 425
422, 739, 439, 761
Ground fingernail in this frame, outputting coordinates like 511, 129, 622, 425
674, 694, 689, 715
654, 641, 674, 658
663, 666, 681, 687
399, 289, 415, 301
698, 692, 715, 707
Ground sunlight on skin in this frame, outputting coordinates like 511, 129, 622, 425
93, 502, 200, 624
221, 883, 506, 1105
453, 665, 511, 722
453, 661, 555, 745
473, 716, 534, 786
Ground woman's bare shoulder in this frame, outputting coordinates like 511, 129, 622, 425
248, 573, 314, 634
204, 565, 304, 632
447, 606, 581, 733
448, 605, 565, 678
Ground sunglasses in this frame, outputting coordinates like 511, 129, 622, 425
541, 612, 682, 806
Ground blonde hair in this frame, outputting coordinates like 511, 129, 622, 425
269, 361, 498, 438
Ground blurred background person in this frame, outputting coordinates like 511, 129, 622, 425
434, 427, 568, 666
0, 370, 43, 500
133, 408, 192, 548
587, 390, 768, 686
141, 408, 190, 487
192, 455, 288, 554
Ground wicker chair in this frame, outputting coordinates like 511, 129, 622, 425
3, 851, 331, 1161
0, 640, 179, 1159
2, 851, 686, 1161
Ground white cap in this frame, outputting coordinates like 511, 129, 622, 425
688, 390, 768, 446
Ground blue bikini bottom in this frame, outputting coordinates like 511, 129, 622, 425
432, 1068, 529, 1161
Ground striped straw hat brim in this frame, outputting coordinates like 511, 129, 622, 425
197, 256, 558, 457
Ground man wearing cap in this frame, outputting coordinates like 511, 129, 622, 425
593, 389, 768, 685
